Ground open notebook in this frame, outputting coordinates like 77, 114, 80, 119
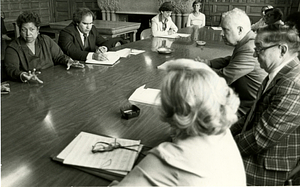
85, 51, 121, 66
52, 131, 142, 181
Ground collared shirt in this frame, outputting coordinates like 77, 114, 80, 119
159, 14, 168, 31
264, 58, 293, 93
76, 27, 93, 60
76, 27, 89, 46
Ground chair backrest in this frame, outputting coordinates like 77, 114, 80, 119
140, 28, 152, 40
13, 22, 20, 38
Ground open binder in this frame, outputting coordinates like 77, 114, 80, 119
51, 131, 142, 181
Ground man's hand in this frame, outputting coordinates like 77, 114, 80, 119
96, 46, 108, 54
92, 52, 109, 61
195, 57, 211, 66
21, 68, 44, 84
67, 59, 85, 70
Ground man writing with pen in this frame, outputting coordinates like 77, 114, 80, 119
151, 2, 178, 37
58, 7, 126, 62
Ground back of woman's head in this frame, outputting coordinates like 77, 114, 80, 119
160, 62, 240, 138
16, 11, 41, 28
257, 24, 300, 54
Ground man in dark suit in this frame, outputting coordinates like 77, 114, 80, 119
231, 24, 300, 186
58, 7, 124, 61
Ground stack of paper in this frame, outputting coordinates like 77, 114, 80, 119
53, 132, 142, 181
128, 85, 161, 105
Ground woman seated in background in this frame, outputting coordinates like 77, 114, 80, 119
285, 11, 300, 37
4, 11, 83, 83
186, 0, 206, 28
264, 7, 284, 26
251, 5, 273, 31
111, 59, 246, 186
151, 1, 178, 37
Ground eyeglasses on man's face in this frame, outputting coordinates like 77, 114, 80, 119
254, 44, 280, 54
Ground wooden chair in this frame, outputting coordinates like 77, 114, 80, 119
140, 28, 152, 40
12, 22, 20, 39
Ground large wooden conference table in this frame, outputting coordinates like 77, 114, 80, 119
49, 20, 141, 42
1, 27, 233, 187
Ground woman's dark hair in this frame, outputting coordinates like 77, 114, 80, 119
192, 0, 203, 7
285, 12, 300, 37
159, 2, 175, 12
73, 7, 96, 24
16, 11, 41, 29
273, 8, 283, 21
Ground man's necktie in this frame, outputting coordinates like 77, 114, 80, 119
83, 33, 88, 50
241, 76, 269, 133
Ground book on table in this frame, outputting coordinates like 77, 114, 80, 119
51, 131, 142, 181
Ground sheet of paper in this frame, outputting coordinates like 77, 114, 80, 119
130, 49, 145, 55
156, 33, 190, 39
115, 48, 132, 58
211, 27, 222, 30
62, 132, 141, 172
85, 51, 120, 65
128, 85, 161, 105
116, 48, 145, 57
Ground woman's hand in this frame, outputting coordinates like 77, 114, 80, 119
21, 69, 44, 84
66, 59, 85, 70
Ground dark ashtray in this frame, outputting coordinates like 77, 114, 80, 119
120, 105, 140, 119
157, 47, 173, 54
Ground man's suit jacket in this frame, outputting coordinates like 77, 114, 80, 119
210, 31, 267, 115
231, 58, 300, 186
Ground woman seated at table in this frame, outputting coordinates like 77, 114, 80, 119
151, 1, 178, 37
186, 0, 206, 28
111, 59, 246, 186
264, 8, 284, 26
4, 11, 83, 83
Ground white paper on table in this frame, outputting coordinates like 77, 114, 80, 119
156, 33, 190, 39
85, 51, 120, 65
211, 27, 222, 30
130, 49, 145, 55
128, 85, 161, 105
61, 132, 141, 172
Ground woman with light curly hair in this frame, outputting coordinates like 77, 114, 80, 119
110, 59, 246, 186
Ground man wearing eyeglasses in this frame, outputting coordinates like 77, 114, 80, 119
231, 25, 300, 186
196, 8, 267, 117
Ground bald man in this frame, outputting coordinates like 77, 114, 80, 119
197, 8, 267, 117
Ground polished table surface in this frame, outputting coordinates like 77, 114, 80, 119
49, 20, 141, 42
1, 27, 233, 187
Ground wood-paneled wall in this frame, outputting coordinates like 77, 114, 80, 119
1, 0, 300, 31
1, 0, 54, 31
